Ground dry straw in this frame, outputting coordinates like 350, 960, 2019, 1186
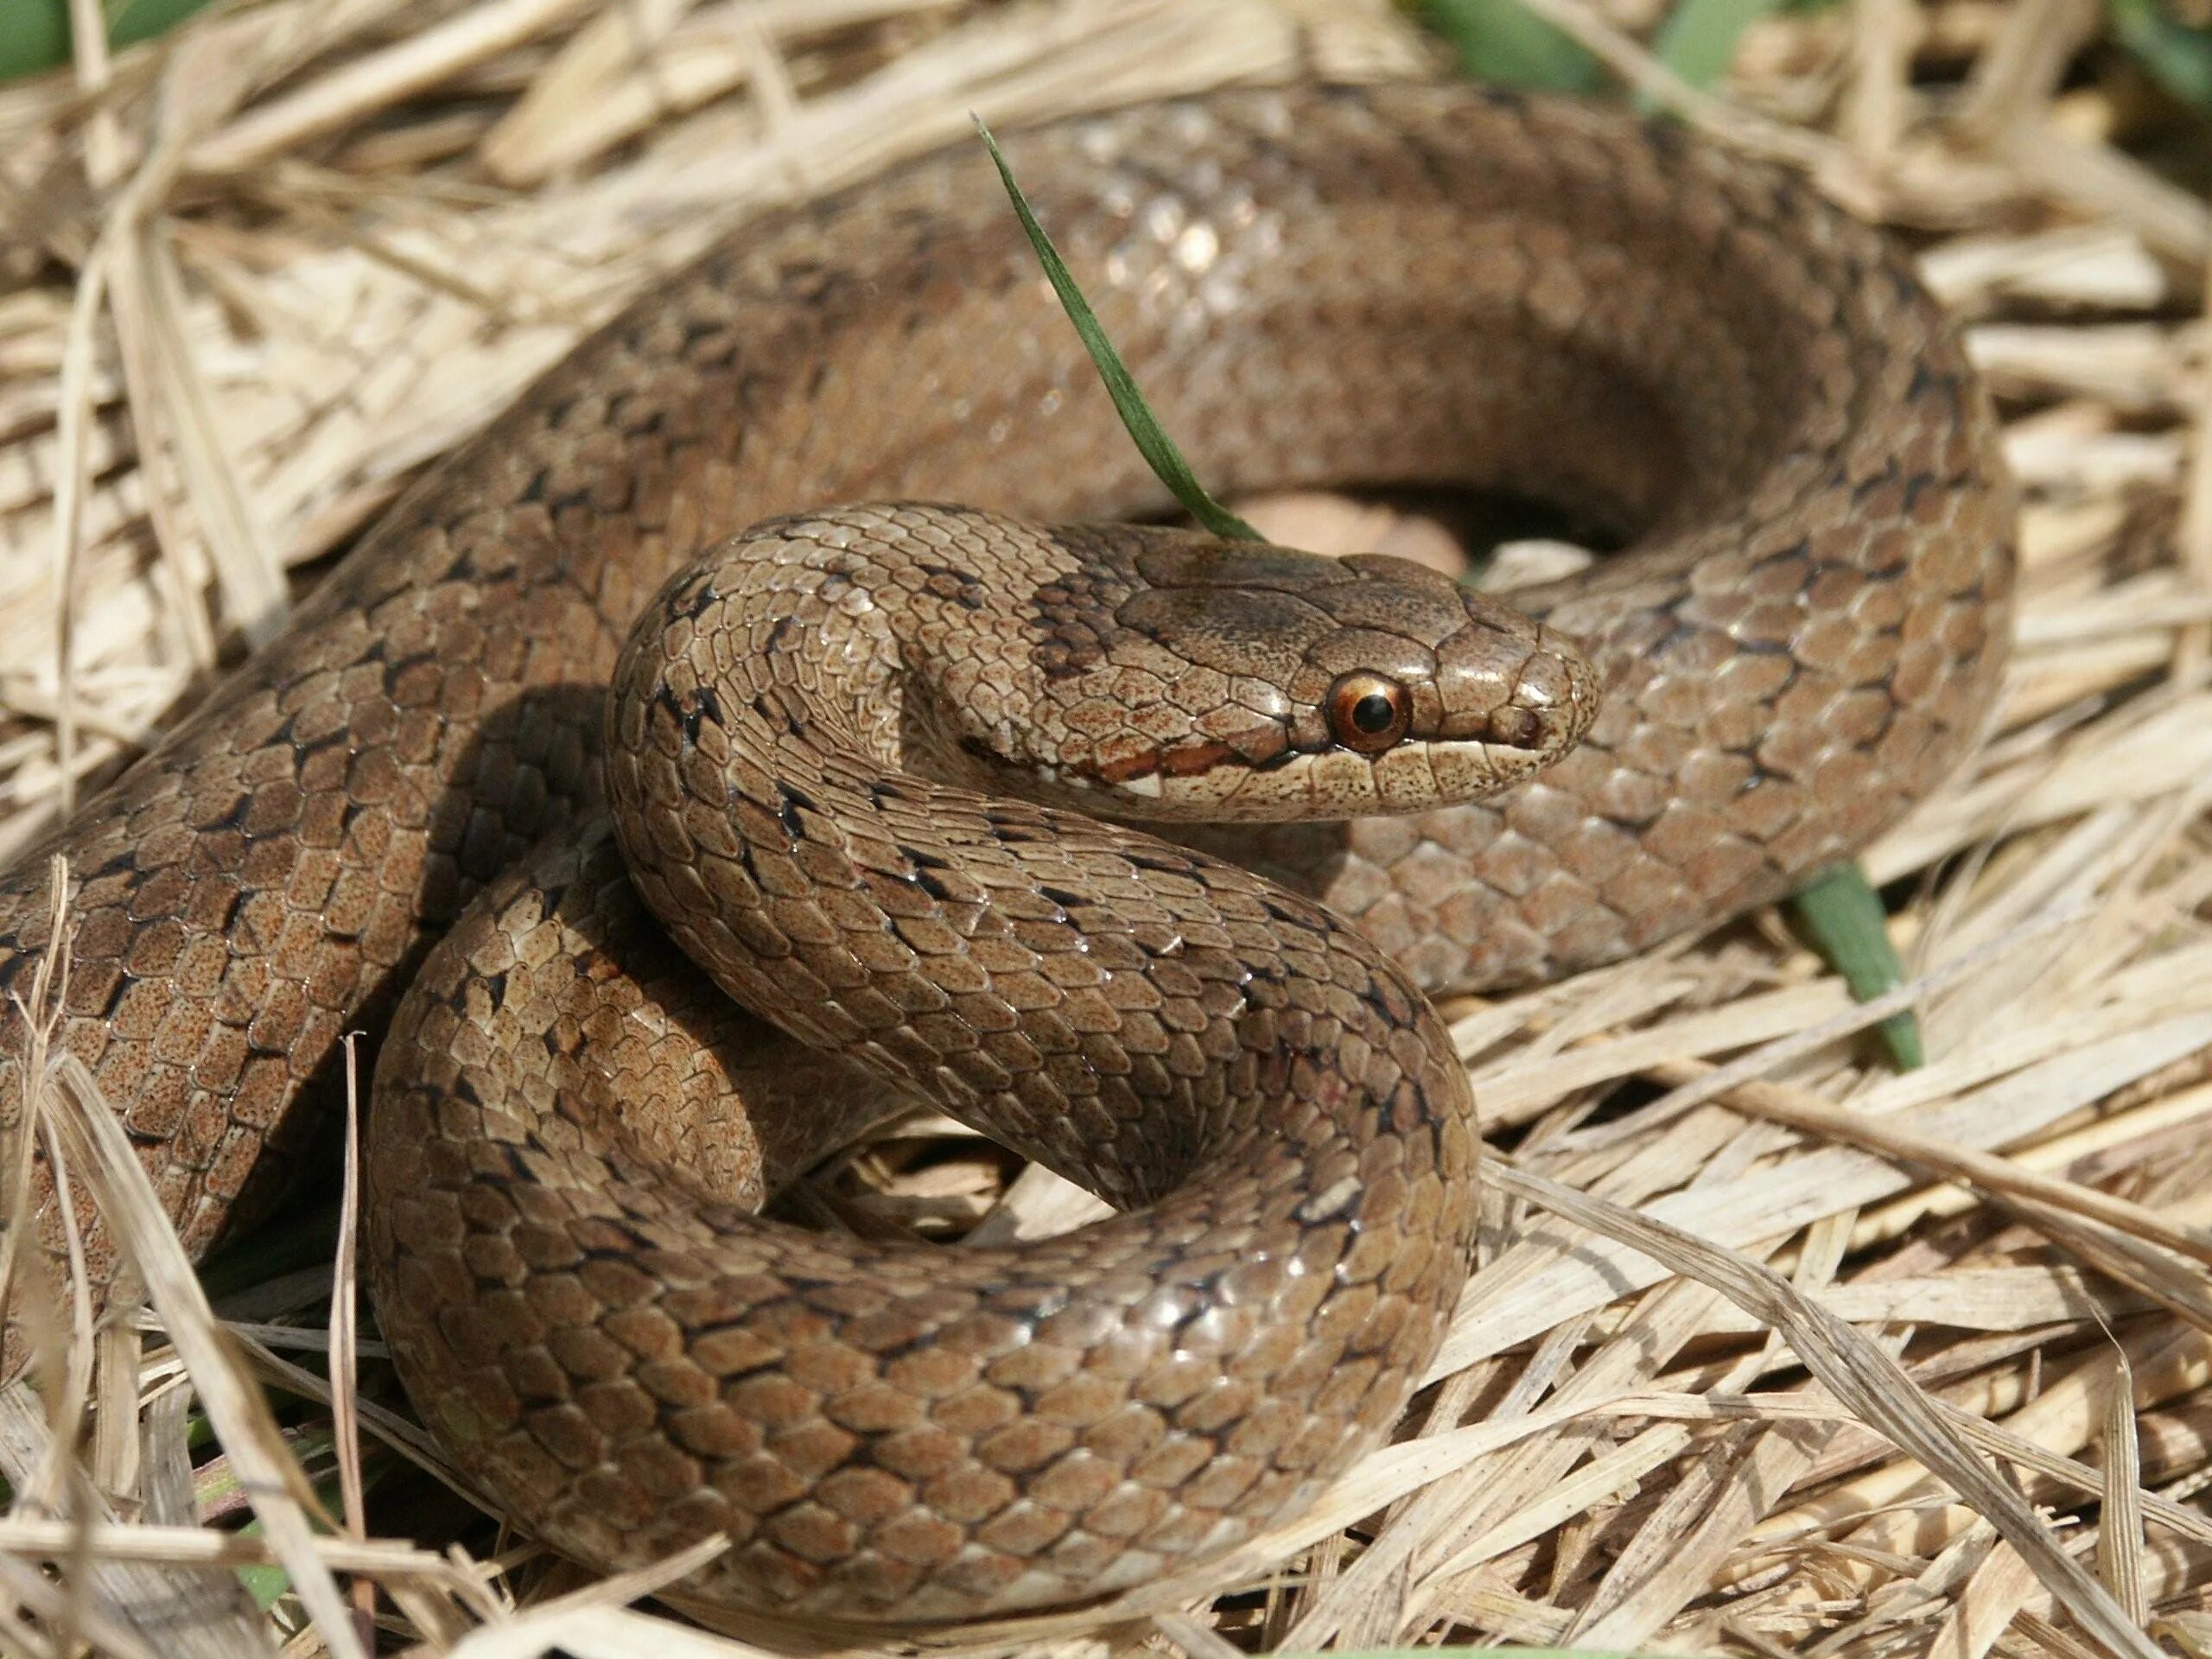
3, 0, 2212, 1655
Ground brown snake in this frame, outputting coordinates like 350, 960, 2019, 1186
0, 85, 2014, 1621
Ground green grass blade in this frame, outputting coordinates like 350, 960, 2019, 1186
0, 0, 73, 82
2108, 0, 2212, 110
213, 1424, 341, 1605
231, 1539, 292, 1611
1414, 0, 1604, 90
1788, 864, 1924, 1070
974, 117, 1262, 543
1651, 0, 1782, 90
0, 0, 216, 84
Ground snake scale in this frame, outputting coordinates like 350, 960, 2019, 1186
0, 84, 2014, 1621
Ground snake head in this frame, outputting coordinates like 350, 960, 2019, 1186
985, 526, 1602, 823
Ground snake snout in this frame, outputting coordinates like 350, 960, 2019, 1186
1491, 625, 1601, 753
1433, 593, 1602, 767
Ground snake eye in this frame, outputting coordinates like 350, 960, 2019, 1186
1326, 673, 1411, 754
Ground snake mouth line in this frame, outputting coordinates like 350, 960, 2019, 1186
1039, 736, 1542, 815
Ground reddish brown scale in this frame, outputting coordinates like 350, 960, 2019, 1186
0, 85, 2012, 1624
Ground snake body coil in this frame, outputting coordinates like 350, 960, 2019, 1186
0, 85, 2013, 1621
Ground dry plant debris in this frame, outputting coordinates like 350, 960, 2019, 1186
3, 0, 2212, 1655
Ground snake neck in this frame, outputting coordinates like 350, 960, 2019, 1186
599, 504, 1484, 1211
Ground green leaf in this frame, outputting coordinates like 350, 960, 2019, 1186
1414, 0, 1604, 91
2109, 0, 2212, 111
1787, 864, 1924, 1070
973, 117, 1262, 543
0, 0, 216, 85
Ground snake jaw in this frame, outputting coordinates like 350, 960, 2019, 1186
1053, 726, 1592, 820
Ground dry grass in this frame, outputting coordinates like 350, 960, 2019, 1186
3, 0, 2212, 1654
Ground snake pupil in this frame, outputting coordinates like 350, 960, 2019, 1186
1351, 694, 1396, 734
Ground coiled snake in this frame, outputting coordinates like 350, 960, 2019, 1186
0, 84, 2014, 1621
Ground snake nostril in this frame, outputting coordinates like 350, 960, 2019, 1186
1487, 705, 1543, 747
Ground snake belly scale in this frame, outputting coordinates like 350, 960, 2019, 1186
0, 85, 2013, 1621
